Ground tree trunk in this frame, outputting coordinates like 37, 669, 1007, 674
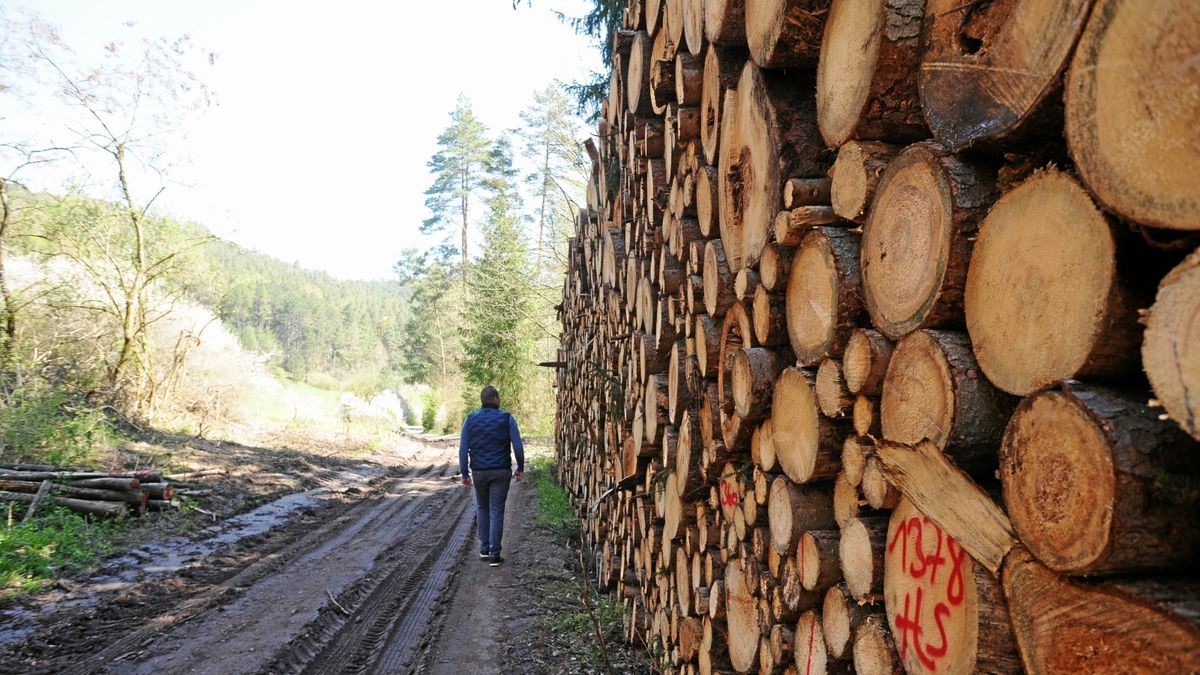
704, 0, 747, 45
842, 328, 893, 397
815, 358, 851, 418
829, 140, 899, 224
768, 476, 835, 554
701, 46, 747, 165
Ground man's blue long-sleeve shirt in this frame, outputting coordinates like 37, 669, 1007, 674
459, 404, 525, 477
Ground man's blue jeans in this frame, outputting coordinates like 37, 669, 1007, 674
472, 468, 511, 555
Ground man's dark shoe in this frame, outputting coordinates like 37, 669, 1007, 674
479, 550, 490, 559
489, 555, 503, 567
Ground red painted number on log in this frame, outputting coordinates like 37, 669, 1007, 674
888, 514, 969, 671
720, 480, 739, 507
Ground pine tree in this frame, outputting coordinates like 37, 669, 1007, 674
422, 95, 493, 280
517, 86, 590, 255
461, 136, 537, 416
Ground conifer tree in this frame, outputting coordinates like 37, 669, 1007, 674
421, 95, 493, 280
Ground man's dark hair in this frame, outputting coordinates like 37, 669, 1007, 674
481, 385, 500, 406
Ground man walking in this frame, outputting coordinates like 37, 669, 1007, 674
459, 385, 525, 567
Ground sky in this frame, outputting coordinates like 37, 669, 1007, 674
1, 0, 602, 281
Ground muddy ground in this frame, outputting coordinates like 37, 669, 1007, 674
0, 433, 648, 674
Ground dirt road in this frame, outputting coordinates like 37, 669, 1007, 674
0, 438, 642, 674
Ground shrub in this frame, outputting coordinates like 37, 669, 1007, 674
0, 387, 114, 466
420, 390, 438, 432
0, 506, 121, 598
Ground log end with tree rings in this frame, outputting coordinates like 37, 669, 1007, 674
725, 562, 761, 672
628, 31, 654, 115
683, 0, 705, 56
717, 82, 747, 271
879, 330, 955, 449
999, 384, 1200, 575
840, 517, 884, 601
1066, 0, 1200, 230
770, 367, 823, 484
816, 0, 925, 148
1143, 249, 1200, 440
852, 614, 898, 675
830, 140, 900, 223
731, 347, 778, 420
842, 328, 893, 397
965, 169, 1137, 396
793, 609, 827, 674
884, 497, 1015, 675
861, 144, 959, 339
745, 0, 827, 69
704, 0, 746, 45
815, 358, 851, 418
921, 0, 1092, 151
787, 227, 862, 366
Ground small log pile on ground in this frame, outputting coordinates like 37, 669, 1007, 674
555, 0, 1200, 672
0, 464, 181, 520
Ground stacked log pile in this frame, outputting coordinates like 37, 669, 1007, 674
0, 465, 180, 519
555, 0, 1200, 672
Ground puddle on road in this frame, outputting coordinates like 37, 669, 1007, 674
0, 465, 388, 647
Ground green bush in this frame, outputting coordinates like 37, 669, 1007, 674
420, 391, 438, 432
0, 506, 121, 598
0, 388, 114, 466
305, 371, 340, 391
529, 456, 576, 535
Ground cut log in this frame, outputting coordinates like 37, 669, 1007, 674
884, 497, 1020, 675
815, 359, 851, 418
760, 245, 793, 296
920, 0, 1092, 151
816, 0, 925, 148
783, 177, 832, 209
628, 31, 655, 115
726, 561, 761, 672
852, 614, 900, 675
880, 330, 1016, 472
758, 418, 778, 472
822, 583, 879, 661
0, 490, 125, 519
860, 456, 899, 511
840, 437, 868, 488
999, 382, 1200, 575
1065, 0, 1200, 230
793, 609, 828, 674
1143, 249, 1200, 440
829, 140, 899, 224
842, 328, 893, 397
797, 529, 841, 591
745, 0, 829, 69
20, 480, 52, 525
720, 63, 827, 271
768, 476, 835, 554
860, 142, 995, 339
852, 396, 879, 438
751, 284, 788, 347
71, 477, 140, 491
773, 207, 841, 246
875, 440, 1017, 575
718, 303, 758, 450
697, 165, 720, 236
696, 313, 723, 377
701, 46, 746, 165
839, 517, 888, 601
771, 367, 849, 484
786, 228, 863, 366
704, 239, 738, 317
1001, 546, 1200, 673
683, 0, 706, 55
705, 0, 747, 45
732, 347, 783, 421
965, 169, 1146, 395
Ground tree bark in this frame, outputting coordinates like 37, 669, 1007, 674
1142, 248, 1200, 440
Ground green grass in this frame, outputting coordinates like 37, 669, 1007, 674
0, 506, 122, 599
528, 455, 577, 535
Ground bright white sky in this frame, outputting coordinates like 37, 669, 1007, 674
3, 0, 601, 281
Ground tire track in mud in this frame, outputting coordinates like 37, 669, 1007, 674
290, 489, 474, 674
64, 462, 458, 675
